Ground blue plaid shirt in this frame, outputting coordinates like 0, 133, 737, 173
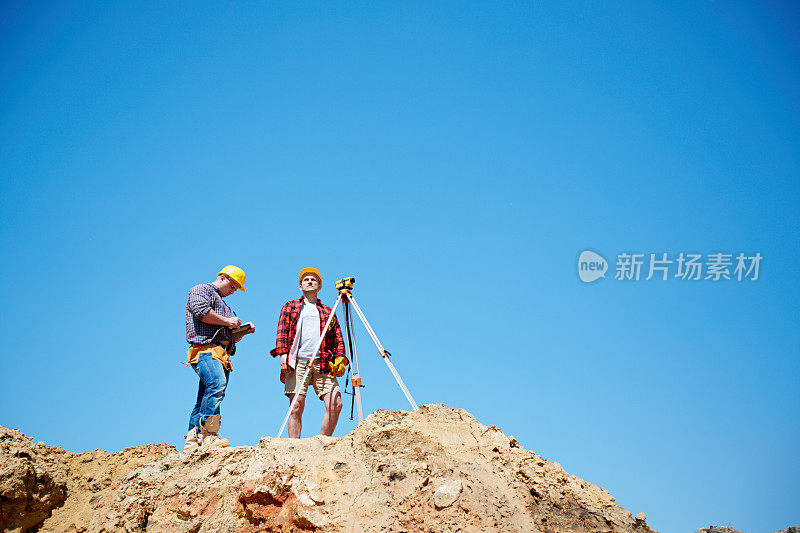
185, 283, 235, 355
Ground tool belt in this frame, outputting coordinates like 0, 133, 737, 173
186, 343, 233, 371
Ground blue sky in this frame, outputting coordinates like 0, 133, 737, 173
1, 2, 798, 532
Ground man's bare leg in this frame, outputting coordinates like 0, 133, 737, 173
287, 393, 306, 438
320, 390, 343, 436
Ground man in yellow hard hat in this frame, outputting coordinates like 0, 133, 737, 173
270, 268, 348, 438
183, 265, 254, 450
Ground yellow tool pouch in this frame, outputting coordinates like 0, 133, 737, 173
186, 344, 232, 371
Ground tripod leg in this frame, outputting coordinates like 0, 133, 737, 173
343, 300, 358, 421
277, 293, 344, 438
347, 295, 419, 411
345, 300, 364, 422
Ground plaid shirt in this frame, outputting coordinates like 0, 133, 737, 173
270, 296, 345, 376
186, 283, 236, 355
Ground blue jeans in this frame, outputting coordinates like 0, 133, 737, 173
188, 351, 230, 433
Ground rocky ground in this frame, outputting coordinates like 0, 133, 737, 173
695, 526, 800, 533
0, 424, 173, 532
0, 405, 795, 532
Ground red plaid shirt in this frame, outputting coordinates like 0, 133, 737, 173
269, 297, 345, 376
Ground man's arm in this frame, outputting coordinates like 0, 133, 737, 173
270, 302, 295, 375
324, 313, 348, 376
202, 309, 241, 328
330, 313, 347, 362
269, 302, 292, 357
188, 285, 239, 327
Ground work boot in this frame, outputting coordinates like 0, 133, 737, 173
183, 429, 201, 451
200, 415, 229, 448
201, 414, 221, 434
202, 434, 230, 448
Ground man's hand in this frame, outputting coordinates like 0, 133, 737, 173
227, 317, 243, 328
329, 356, 347, 377
280, 354, 294, 374
232, 322, 255, 342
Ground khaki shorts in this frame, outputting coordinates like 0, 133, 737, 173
284, 359, 340, 399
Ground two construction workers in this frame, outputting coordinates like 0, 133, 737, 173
183, 266, 348, 450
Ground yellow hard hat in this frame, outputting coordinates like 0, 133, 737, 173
217, 265, 246, 291
299, 267, 322, 285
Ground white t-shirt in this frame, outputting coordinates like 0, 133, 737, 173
296, 299, 321, 361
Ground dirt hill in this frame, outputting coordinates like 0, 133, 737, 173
2, 404, 656, 532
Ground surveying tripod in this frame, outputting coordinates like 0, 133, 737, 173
277, 277, 418, 438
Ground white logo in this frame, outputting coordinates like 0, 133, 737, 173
578, 250, 762, 283
578, 250, 608, 283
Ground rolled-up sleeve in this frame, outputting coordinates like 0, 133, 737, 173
270, 301, 293, 357
187, 285, 213, 319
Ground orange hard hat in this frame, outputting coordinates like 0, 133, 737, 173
299, 267, 322, 285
